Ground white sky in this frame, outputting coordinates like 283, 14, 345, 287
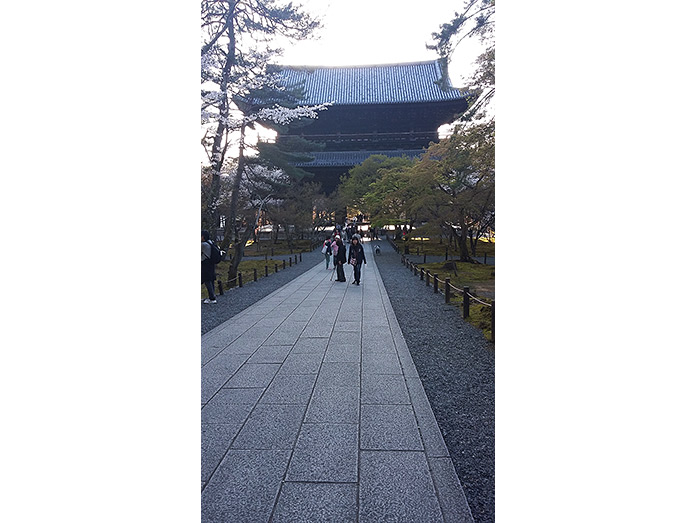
279, 0, 486, 88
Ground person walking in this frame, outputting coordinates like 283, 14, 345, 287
333, 235, 347, 282
322, 236, 333, 269
348, 236, 367, 285
201, 230, 217, 304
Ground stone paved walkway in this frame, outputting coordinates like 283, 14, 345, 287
201, 246, 474, 522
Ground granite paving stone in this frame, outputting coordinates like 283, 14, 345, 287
331, 330, 361, 345
202, 449, 291, 523
360, 404, 423, 451
299, 321, 334, 338
286, 423, 359, 482
225, 363, 280, 388
323, 343, 361, 363
201, 248, 474, 522
286, 307, 319, 322
359, 450, 443, 522
201, 398, 254, 425
405, 377, 450, 457
266, 321, 307, 345
333, 320, 362, 332
278, 352, 324, 374
271, 482, 358, 523
429, 457, 475, 523
361, 352, 402, 374
231, 403, 305, 450
292, 336, 329, 354
247, 344, 294, 364
259, 373, 316, 404
316, 361, 360, 388
305, 385, 359, 423
361, 373, 410, 405
203, 386, 263, 409
200, 353, 249, 404
201, 423, 246, 484
222, 334, 268, 355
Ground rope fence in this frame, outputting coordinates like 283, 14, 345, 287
213, 247, 316, 296
400, 253, 495, 342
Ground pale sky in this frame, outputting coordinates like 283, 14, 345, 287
279, 0, 485, 88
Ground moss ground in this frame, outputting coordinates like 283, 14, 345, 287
393, 237, 495, 258
414, 259, 495, 342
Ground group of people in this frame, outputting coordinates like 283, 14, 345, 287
322, 233, 367, 285
203, 226, 369, 306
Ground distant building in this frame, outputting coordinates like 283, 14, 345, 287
263, 59, 470, 194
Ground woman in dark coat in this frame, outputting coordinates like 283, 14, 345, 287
334, 236, 347, 282
201, 230, 217, 303
348, 237, 367, 285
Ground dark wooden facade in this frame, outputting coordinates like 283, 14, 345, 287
267, 59, 469, 194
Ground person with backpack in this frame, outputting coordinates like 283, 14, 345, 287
333, 235, 347, 282
348, 236, 367, 285
201, 230, 220, 304
322, 236, 333, 269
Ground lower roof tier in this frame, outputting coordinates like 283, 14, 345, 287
293, 149, 425, 168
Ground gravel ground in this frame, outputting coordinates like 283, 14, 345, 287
201, 248, 326, 335
375, 244, 495, 523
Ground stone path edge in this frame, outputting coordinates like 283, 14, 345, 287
371, 256, 476, 523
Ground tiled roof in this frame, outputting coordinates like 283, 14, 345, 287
271, 60, 466, 106
294, 149, 425, 167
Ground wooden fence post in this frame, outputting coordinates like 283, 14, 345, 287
265, 265, 268, 277
463, 286, 470, 318
433, 274, 438, 293
275, 264, 278, 273
299, 252, 302, 262
238, 272, 243, 288
289, 257, 292, 267
426, 271, 430, 287
253, 268, 257, 282
218, 280, 224, 296
283, 260, 286, 269
294, 254, 298, 264
445, 278, 451, 303
420, 268, 424, 281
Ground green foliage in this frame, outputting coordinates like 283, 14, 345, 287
338, 123, 494, 260
338, 155, 415, 212
428, 0, 495, 58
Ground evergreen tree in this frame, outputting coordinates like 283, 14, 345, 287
201, 0, 327, 280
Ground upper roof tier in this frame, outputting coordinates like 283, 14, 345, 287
269, 59, 467, 106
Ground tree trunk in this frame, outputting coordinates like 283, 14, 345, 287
226, 227, 253, 285
221, 124, 247, 251
283, 223, 295, 253
453, 225, 474, 263
204, 8, 236, 226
